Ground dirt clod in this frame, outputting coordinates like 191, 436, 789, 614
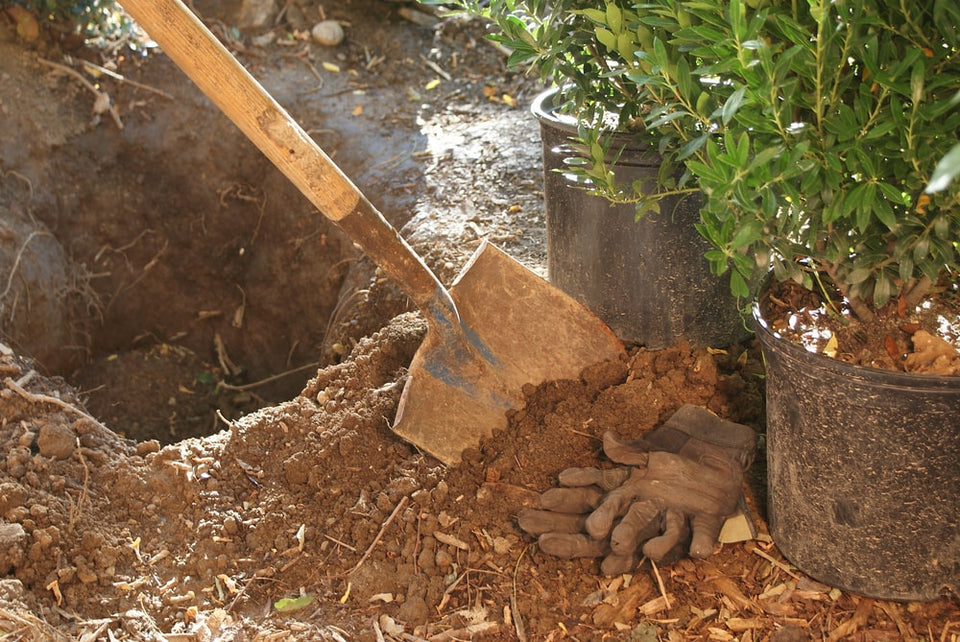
0, 2, 957, 640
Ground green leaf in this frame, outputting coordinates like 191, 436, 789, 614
873, 198, 898, 231
729, 0, 745, 40
606, 2, 623, 33
721, 87, 747, 125
730, 269, 750, 299
579, 8, 607, 24
898, 256, 915, 282
926, 142, 960, 193
910, 58, 925, 105
934, 215, 950, 239
733, 132, 750, 167
678, 133, 708, 160
873, 274, 893, 307
846, 267, 872, 285
877, 181, 908, 205
274, 595, 315, 612
730, 220, 761, 251
595, 27, 617, 52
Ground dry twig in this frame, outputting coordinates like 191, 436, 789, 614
78, 59, 174, 100
4, 376, 106, 430
347, 495, 409, 576
510, 546, 528, 642
1, 230, 51, 303
650, 558, 671, 610
36, 58, 124, 129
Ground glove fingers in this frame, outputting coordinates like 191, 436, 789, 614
642, 508, 690, 562
601, 553, 638, 576
540, 487, 603, 513
584, 481, 642, 540
601, 432, 651, 466
556, 467, 602, 487
517, 509, 586, 535
688, 512, 725, 559
609, 500, 661, 555
558, 467, 630, 490
538, 533, 608, 559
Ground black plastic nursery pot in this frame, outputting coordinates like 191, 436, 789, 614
532, 88, 745, 349
755, 305, 960, 601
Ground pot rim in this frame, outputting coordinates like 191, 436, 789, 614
531, 87, 659, 161
530, 86, 580, 134
752, 302, 960, 389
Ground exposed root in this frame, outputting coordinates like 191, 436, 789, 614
4, 374, 106, 431
36, 57, 124, 130
0, 229, 51, 304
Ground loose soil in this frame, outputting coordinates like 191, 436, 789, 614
0, 2, 958, 641
759, 280, 960, 376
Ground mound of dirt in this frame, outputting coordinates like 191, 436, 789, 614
0, 1, 957, 640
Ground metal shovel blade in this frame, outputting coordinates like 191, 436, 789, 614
113, 0, 625, 466
394, 241, 625, 465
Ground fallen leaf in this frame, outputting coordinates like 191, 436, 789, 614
592, 576, 653, 627
6, 6, 39, 42
274, 594, 314, 612
883, 335, 900, 362
434, 531, 470, 551
822, 335, 838, 358
726, 617, 766, 631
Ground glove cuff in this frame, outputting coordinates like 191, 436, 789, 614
646, 404, 757, 470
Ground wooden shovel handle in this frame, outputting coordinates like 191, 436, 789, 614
116, 0, 444, 308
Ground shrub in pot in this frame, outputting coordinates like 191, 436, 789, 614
640, 0, 959, 599
422, 0, 747, 349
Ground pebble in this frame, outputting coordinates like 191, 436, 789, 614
312, 20, 344, 47
0, 578, 26, 603
37, 424, 76, 459
0, 523, 27, 574
284, 3, 309, 31
136, 439, 161, 456
396, 594, 428, 624
435, 549, 453, 569
236, 0, 276, 28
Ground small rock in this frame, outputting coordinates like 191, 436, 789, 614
435, 549, 453, 569
37, 424, 76, 459
236, 0, 276, 28
76, 566, 98, 583
284, 4, 310, 31
379, 614, 404, 637
492, 536, 513, 555
396, 594, 428, 624
311, 20, 344, 47
0, 578, 26, 603
0, 482, 26, 516
397, 7, 439, 27
136, 440, 161, 456
250, 32, 276, 47
0, 523, 27, 574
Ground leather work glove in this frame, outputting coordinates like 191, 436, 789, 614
518, 405, 757, 575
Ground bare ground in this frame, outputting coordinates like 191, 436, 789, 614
0, 1, 958, 640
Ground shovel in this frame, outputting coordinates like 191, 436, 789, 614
115, 0, 626, 465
